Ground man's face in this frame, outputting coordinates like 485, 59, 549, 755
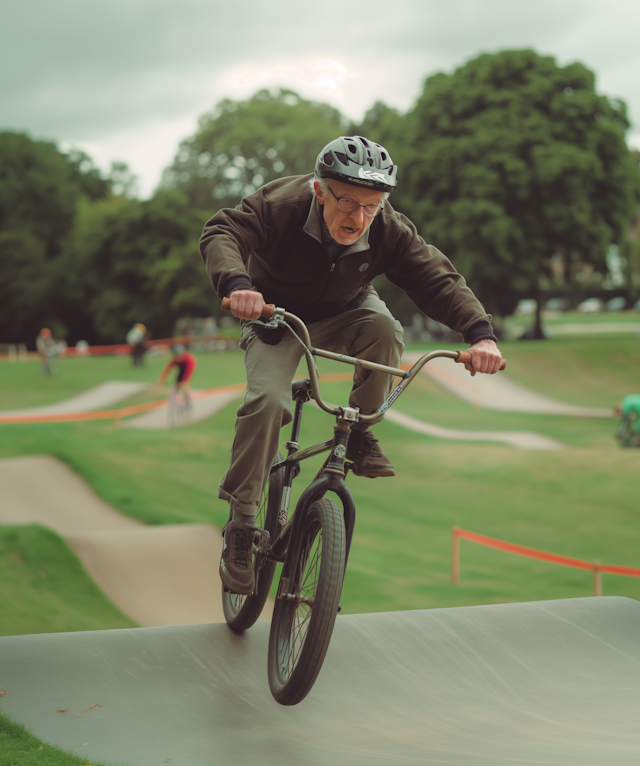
314, 179, 385, 246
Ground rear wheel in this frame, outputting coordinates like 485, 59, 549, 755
268, 498, 345, 705
222, 452, 284, 631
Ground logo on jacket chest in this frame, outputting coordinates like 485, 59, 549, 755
359, 263, 370, 272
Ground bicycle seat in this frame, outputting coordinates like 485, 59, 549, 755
291, 379, 313, 403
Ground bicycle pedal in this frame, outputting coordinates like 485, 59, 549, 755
253, 528, 271, 555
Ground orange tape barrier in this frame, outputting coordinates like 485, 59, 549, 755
0, 384, 247, 425
0, 373, 351, 425
451, 525, 640, 597
61, 335, 192, 357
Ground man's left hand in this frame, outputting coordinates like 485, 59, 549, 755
468, 339, 503, 375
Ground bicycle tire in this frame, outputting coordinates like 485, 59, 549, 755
222, 452, 284, 631
268, 497, 346, 706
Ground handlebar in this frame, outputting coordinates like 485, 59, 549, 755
221, 300, 506, 424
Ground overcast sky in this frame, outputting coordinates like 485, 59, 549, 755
2, 0, 639, 198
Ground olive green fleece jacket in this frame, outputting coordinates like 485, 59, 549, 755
199, 174, 495, 343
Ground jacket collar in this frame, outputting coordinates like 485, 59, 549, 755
303, 195, 371, 256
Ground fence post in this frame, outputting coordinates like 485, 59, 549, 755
452, 526, 460, 585
593, 561, 602, 597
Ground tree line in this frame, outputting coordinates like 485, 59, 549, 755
1, 49, 638, 347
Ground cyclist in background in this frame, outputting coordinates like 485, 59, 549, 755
200, 134, 503, 594
158, 345, 197, 417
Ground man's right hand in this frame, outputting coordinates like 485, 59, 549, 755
228, 290, 267, 320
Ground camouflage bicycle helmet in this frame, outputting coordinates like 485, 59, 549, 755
315, 135, 398, 193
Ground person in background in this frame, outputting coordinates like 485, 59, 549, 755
127, 323, 148, 367
157, 345, 197, 416
36, 328, 58, 376
615, 394, 640, 447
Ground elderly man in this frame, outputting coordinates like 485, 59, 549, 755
200, 135, 503, 594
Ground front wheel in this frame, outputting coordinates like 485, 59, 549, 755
222, 452, 284, 631
268, 498, 346, 706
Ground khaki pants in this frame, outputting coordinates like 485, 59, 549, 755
218, 292, 404, 515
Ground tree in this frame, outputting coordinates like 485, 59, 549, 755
59, 190, 212, 343
0, 132, 142, 344
0, 229, 51, 342
161, 88, 346, 210
0, 132, 80, 261
395, 50, 640, 336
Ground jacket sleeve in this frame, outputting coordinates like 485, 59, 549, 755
383, 212, 495, 343
199, 190, 273, 299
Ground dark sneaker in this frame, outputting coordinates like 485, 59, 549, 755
220, 520, 256, 594
346, 426, 395, 478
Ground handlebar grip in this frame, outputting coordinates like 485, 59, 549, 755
456, 350, 507, 376
221, 296, 276, 320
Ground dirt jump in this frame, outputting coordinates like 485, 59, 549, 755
0, 455, 272, 627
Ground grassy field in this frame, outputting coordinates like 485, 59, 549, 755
1, 333, 639, 629
1, 331, 639, 765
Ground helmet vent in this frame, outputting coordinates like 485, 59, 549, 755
335, 152, 350, 166
380, 152, 387, 161
323, 152, 334, 166
359, 137, 370, 148
348, 144, 357, 154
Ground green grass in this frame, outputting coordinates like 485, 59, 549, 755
2, 334, 638, 766
0, 713, 121, 766
1, 338, 639, 633
0, 525, 137, 636
493, 336, 640, 408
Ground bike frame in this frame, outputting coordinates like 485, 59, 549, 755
262, 308, 463, 602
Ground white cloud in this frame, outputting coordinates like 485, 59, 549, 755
2, 0, 639, 198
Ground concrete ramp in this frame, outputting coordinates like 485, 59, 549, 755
2, 597, 639, 764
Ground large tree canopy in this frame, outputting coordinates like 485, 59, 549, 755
393, 50, 640, 330
161, 88, 346, 211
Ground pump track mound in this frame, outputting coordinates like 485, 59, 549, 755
1, 597, 640, 765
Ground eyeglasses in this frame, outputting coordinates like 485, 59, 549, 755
328, 187, 384, 217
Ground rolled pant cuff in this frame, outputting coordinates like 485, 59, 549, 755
218, 485, 257, 516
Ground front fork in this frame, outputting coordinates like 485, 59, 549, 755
274, 411, 357, 600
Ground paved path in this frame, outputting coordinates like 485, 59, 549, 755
405, 353, 614, 418
2, 597, 639, 764
0, 455, 272, 627
385, 409, 564, 449
0, 381, 149, 417
124, 390, 242, 429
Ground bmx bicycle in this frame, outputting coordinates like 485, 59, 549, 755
169, 386, 193, 427
220, 299, 505, 705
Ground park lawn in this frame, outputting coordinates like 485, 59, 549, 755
0, 333, 639, 636
3, 334, 638, 414
492, 336, 640, 408
0, 349, 248, 410
1, 395, 638, 627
